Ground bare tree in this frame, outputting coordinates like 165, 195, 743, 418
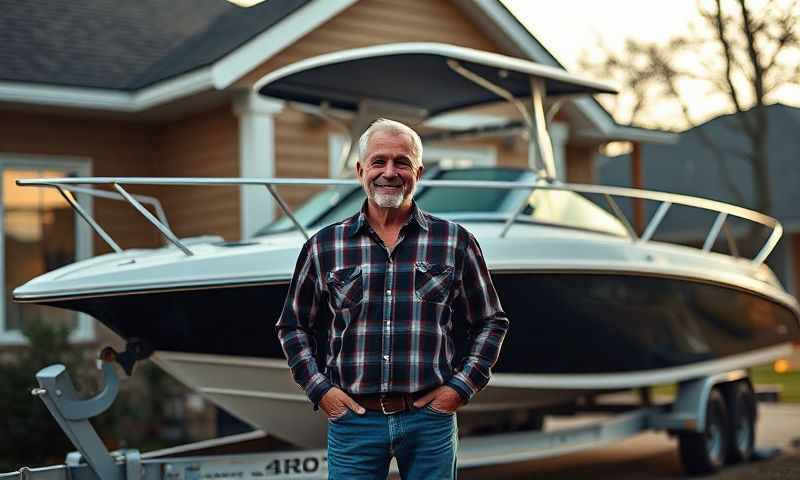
580, 0, 800, 216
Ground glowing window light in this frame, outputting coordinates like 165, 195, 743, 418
773, 359, 790, 374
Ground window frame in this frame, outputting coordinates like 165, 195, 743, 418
0, 154, 94, 345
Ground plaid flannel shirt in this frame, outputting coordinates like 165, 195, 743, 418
276, 202, 509, 407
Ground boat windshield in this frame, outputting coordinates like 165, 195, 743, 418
523, 188, 629, 237
256, 167, 628, 237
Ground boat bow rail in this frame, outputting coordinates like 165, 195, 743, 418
15, 176, 782, 266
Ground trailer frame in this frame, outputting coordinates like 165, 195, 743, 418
0, 357, 759, 479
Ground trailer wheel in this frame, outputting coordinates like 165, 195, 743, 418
678, 388, 729, 475
724, 381, 756, 464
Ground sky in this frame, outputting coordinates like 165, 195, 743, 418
501, 0, 800, 129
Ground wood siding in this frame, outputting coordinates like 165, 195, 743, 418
0, 111, 160, 252
565, 145, 597, 184
156, 105, 241, 240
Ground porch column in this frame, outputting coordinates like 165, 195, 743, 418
233, 92, 284, 239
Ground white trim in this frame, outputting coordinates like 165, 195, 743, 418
135, 68, 216, 110
233, 93, 284, 239
0, 81, 135, 111
212, 0, 359, 89
0, 154, 94, 345
0, 69, 215, 113
490, 343, 794, 389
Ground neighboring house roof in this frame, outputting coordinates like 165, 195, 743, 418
598, 103, 800, 235
0, 0, 674, 145
0, 0, 308, 90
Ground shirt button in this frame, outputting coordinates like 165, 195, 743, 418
386, 289, 391, 295
383, 355, 390, 361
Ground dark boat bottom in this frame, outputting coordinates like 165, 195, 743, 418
48, 273, 799, 375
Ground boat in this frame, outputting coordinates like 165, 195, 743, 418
13, 43, 800, 448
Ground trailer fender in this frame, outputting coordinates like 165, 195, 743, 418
652, 370, 749, 433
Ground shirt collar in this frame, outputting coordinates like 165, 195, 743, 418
346, 200, 429, 238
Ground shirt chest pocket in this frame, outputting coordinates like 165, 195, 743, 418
327, 266, 363, 310
414, 262, 455, 304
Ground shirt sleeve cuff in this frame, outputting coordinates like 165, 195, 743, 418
306, 374, 333, 410
445, 376, 474, 405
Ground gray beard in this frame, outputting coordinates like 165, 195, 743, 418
365, 182, 414, 208
373, 190, 404, 208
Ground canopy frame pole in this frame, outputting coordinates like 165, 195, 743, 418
640, 201, 672, 242
499, 187, 537, 239
445, 60, 532, 128
703, 212, 728, 252
264, 184, 310, 241
445, 59, 559, 179
546, 99, 565, 125
722, 222, 740, 258
112, 183, 193, 256
55, 186, 124, 254
529, 77, 557, 181
604, 193, 638, 241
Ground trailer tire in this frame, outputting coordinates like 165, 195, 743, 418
724, 381, 756, 464
678, 388, 729, 475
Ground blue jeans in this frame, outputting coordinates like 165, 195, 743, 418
327, 406, 458, 479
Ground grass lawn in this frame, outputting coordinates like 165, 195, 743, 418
651, 362, 800, 403
750, 363, 800, 403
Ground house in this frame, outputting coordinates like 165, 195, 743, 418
0, 0, 675, 438
598, 103, 800, 298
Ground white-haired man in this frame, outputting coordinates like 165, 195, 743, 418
277, 118, 509, 479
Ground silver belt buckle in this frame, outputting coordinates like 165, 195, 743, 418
380, 395, 403, 415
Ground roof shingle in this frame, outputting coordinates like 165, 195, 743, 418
0, 0, 309, 90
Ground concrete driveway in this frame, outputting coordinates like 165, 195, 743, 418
458, 403, 800, 479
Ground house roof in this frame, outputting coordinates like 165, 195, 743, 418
0, 0, 674, 144
598, 103, 800, 234
0, 0, 309, 90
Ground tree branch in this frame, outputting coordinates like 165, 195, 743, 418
714, 0, 755, 135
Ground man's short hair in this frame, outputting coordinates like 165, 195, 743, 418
357, 118, 423, 168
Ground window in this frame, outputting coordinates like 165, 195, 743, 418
0, 155, 93, 344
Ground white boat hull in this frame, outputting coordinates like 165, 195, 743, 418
152, 343, 794, 448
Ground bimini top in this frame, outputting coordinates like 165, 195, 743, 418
255, 43, 617, 116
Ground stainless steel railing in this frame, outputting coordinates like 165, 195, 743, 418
16, 177, 781, 266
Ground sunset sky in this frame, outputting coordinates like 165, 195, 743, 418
502, 0, 800, 128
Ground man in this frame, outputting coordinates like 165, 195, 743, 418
276, 118, 509, 479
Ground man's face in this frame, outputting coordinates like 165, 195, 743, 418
356, 130, 423, 209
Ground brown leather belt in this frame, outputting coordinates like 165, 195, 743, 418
351, 391, 429, 415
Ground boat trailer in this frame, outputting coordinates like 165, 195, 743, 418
1, 353, 758, 479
